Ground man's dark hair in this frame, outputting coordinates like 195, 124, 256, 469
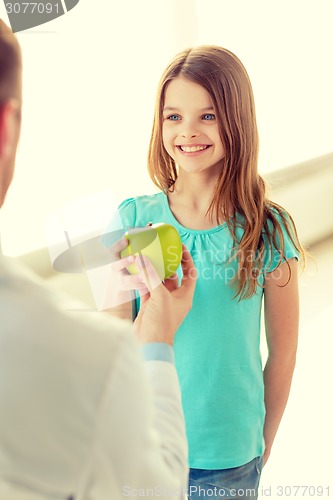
0, 19, 22, 104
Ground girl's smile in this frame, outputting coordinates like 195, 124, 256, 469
176, 144, 212, 155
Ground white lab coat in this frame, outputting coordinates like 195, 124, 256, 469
0, 254, 188, 499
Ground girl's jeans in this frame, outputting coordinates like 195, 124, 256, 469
188, 456, 263, 500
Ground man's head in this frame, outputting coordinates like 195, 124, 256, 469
0, 19, 22, 207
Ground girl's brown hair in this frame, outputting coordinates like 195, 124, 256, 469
148, 45, 305, 299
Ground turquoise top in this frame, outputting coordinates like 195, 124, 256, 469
105, 191, 299, 469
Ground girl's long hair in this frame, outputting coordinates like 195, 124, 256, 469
148, 45, 305, 299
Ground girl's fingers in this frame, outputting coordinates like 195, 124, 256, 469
120, 273, 150, 291
110, 253, 135, 273
110, 254, 159, 293
109, 237, 129, 261
135, 253, 162, 292
109, 240, 192, 296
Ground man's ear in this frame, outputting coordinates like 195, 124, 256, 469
0, 99, 21, 159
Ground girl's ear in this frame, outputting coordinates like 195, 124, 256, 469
0, 99, 21, 159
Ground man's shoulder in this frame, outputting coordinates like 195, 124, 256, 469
0, 255, 133, 358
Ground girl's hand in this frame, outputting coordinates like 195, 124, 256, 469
262, 448, 270, 467
108, 236, 150, 296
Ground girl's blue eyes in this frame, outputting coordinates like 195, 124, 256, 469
166, 113, 216, 121
202, 113, 215, 120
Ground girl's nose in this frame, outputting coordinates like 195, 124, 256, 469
180, 119, 200, 139
181, 128, 200, 139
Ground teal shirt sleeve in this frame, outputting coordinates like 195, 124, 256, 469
102, 198, 137, 248
263, 210, 300, 273
140, 343, 175, 364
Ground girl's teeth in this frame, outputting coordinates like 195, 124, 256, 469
180, 145, 208, 152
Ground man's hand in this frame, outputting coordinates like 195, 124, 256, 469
133, 245, 197, 345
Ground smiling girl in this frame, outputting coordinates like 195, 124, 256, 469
107, 46, 304, 499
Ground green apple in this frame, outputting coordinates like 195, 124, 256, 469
120, 223, 182, 280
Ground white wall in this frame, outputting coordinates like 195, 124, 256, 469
195, 0, 333, 171
0, 0, 332, 256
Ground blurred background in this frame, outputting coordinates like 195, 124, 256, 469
0, 0, 332, 497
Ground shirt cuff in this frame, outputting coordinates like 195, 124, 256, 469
140, 343, 175, 364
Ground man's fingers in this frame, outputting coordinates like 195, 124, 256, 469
138, 290, 151, 304
178, 244, 197, 295
163, 273, 179, 292
165, 245, 196, 313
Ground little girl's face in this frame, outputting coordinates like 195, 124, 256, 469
162, 77, 225, 176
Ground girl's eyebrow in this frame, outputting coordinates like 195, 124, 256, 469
163, 106, 215, 112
